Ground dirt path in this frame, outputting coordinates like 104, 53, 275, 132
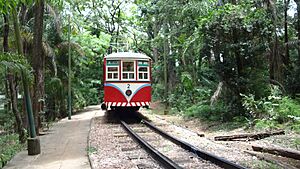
4, 105, 102, 169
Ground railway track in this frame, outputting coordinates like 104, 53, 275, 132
120, 120, 247, 169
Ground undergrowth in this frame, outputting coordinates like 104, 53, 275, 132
0, 134, 24, 168
241, 86, 300, 132
183, 102, 229, 121
166, 84, 300, 132
0, 110, 24, 168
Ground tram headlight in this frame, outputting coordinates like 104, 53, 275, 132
125, 90, 132, 96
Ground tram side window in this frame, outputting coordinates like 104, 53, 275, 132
107, 60, 119, 80
138, 61, 149, 80
122, 61, 135, 80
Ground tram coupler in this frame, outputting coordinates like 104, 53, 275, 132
101, 103, 107, 110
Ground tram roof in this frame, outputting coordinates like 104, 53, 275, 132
105, 52, 151, 60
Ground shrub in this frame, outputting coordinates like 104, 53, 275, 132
184, 102, 229, 121
276, 97, 300, 123
0, 134, 23, 168
241, 86, 300, 129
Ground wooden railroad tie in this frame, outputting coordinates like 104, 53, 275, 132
214, 130, 285, 141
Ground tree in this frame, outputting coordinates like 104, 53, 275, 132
266, 0, 283, 83
70, 0, 130, 53
32, 0, 45, 133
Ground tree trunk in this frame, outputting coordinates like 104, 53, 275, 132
231, 0, 243, 77
32, 0, 45, 134
267, 0, 283, 82
234, 35, 243, 77
152, 20, 159, 62
295, 0, 300, 66
167, 36, 176, 92
20, 4, 28, 26
3, 14, 11, 111
3, 14, 9, 52
4, 74, 11, 111
168, 59, 176, 88
12, 8, 23, 54
210, 81, 223, 106
163, 22, 169, 113
271, 37, 282, 82
284, 0, 290, 67
7, 72, 26, 143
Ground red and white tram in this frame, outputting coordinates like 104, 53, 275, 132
101, 52, 151, 111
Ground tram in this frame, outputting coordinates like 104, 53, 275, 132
101, 52, 151, 111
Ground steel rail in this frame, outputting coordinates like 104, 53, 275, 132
141, 120, 247, 169
120, 121, 183, 169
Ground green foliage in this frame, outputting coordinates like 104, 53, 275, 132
0, 0, 33, 14
291, 123, 300, 133
0, 53, 32, 76
66, 30, 109, 109
184, 102, 229, 121
241, 93, 266, 119
73, 87, 87, 109
134, 0, 284, 123
1, 119, 15, 134
181, 72, 193, 92
152, 83, 164, 101
0, 110, 9, 126
254, 119, 282, 130
293, 138, 300, 150
197, 2, 272, 115
44, 23, 110, 117
286, 67, 300, 97
86, 146, 97, 154
242, 86, 300, 129
73, 31, 110, 56
277, 97, 300, 123
0, 134, 24, 168
47, 77, 64, 99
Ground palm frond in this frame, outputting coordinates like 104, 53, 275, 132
47, 77, 64, 98
0, 53, 32, 78
57, 42, 85, 56
45, 3, 62, 37
43, 41, 57, 76
285, 40, 300, 47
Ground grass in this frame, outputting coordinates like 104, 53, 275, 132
241, 160, 281, 169
86, 146, 97, 154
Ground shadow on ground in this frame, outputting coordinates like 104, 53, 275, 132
103, 110, 151, 124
